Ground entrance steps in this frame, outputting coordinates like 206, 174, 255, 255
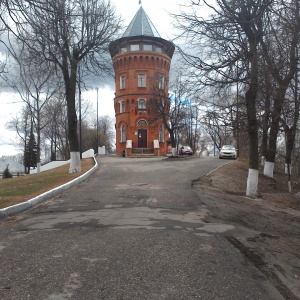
131, 148, 155, 157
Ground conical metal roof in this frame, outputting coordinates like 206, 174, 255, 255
122, 6, 161, 38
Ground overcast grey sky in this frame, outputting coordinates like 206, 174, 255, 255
0, 0, 186, 156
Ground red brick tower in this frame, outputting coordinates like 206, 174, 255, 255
109, 6, 175, 156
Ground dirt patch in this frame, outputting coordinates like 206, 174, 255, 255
193, 159, 300, 299
203, 159, 300, 211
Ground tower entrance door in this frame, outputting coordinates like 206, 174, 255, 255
138, 129, 147, 148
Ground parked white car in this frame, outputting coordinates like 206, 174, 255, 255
219, 145, 237, 159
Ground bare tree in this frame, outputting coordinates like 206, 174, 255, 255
148, 73, 190, 156
257, 57, 273, 165
97, 115, 115, 153
260, 0, 300, 178
2, 0, 122, 172
80, 115, 114, 154
6, 105, 32, 173
173, 0, 272, 197
180, 107, 198, 151
0, 4, 8, 76
42, 94, 69, 160
2, 48, 62, 173
281, 68, 300, 191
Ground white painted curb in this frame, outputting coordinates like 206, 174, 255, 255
0, 156, 98, 219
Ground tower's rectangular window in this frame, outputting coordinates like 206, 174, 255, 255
143, 44, 152, 51
120, 76, 125, 89
120, 47, 127, 53
138, 99, 146, 109
130, 44, 140, 51
138, 74, 146, 87
158, 75, 165, 89
119, 100, 125, 113
156, 47, 162, 53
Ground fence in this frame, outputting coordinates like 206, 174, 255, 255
1, 172, 25, 178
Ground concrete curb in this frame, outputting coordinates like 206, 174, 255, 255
206, 160, 233, 176
0, 156, 98, 219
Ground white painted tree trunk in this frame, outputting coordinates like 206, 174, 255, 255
261, 156, 265, 167
246, 169, 259, 198
263, 161, 274, 178
172, 148, 177, 156
285, 163, 292, 174
69, 152, 81, 173
288, 181, 292, 193
37, 162, 41, 174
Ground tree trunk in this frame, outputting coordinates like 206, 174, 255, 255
284, 121, 298, 192
245, 84, 259, 197
65, 51, 81, 173
285, 129, 294, 193
245, 38, 259, 198
37, 101, 41, 174
284, 67, 299, 191
169, 129, 177, 156
261, 87, 271, 167
264, 88, 286, 178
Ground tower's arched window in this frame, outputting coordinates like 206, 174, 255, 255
120, 124, 126, 142
159, 125, 164, 142
138, 98, 146, 109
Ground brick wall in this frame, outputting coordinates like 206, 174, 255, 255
112, 50, 172, 156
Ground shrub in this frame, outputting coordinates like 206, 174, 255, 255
2, 164, 13, 179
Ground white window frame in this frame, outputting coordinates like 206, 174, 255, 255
120, 125, 126, 142
158, 75, 165, 89
120, 76, 125, 89
156, 46, 162, 53
130, 44, 139, 51
119, 100, 125, 113
138, 74, 146, 87
138, 98, 147, 110
143, 44, 152, 51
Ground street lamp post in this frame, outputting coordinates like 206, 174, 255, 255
96, 88, 99, 154
78, 66, 82, 159
236, 63, 240, 158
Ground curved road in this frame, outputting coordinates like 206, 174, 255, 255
0, 156, 284, 299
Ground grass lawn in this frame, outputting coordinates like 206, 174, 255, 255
0, 158, 95, 209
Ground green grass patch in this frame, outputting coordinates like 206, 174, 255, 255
0, 158, 95, 209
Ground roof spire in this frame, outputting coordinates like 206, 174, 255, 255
122, 6, 160, 38
139, 0, 141, 5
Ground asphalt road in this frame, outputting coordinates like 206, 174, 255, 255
0, 156, 284, 300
